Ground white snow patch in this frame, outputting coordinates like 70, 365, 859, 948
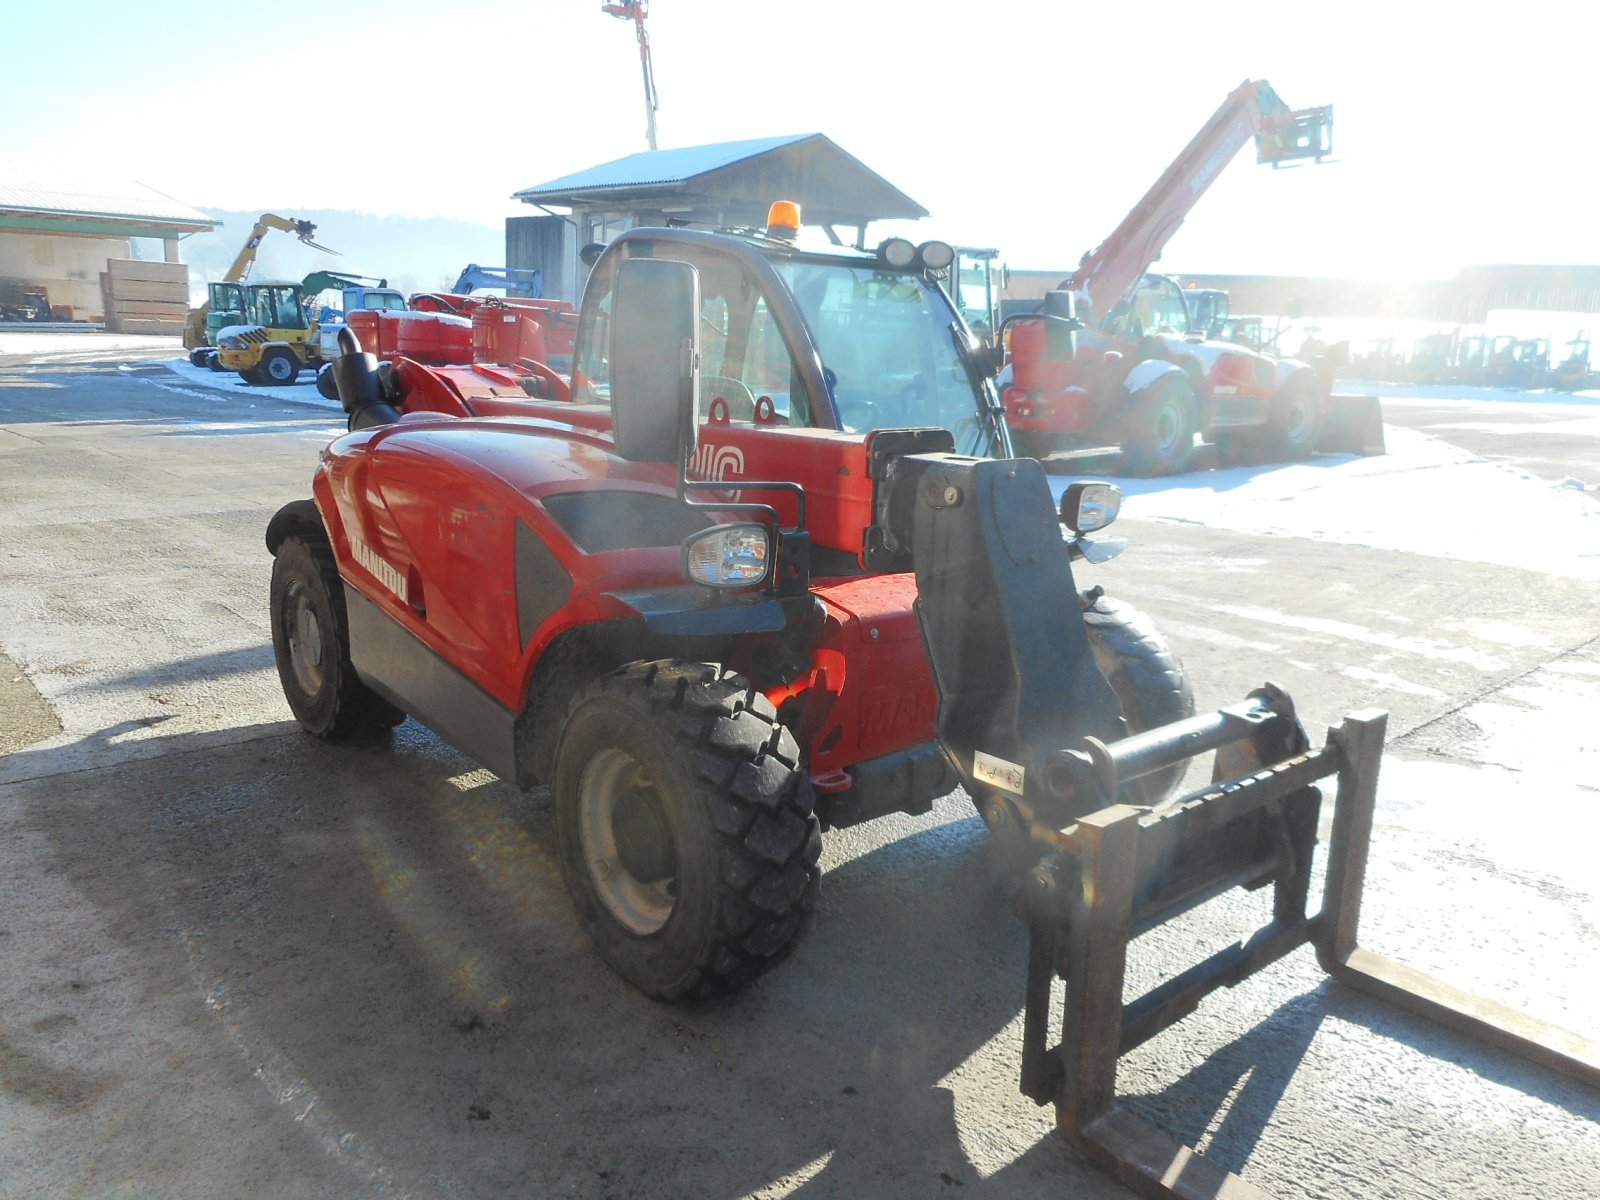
159, 356, 335, 406
1209, 603, 1510, 670
1346, 382, 1600, 408
1336, 666, 1448, 699
1426, 416, 1600, 439
1056, 423, 1600, 579
0, 332, 179, 356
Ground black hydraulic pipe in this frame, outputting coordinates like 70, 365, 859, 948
332, 326, 401, 430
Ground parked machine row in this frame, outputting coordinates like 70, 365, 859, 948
1348, 328, 1593, 390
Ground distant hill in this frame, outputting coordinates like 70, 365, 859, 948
175, 208, 508, 302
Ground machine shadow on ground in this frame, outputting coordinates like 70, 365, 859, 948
13, 710, 1598, 1199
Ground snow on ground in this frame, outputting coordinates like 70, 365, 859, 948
155, 354, 328, 405
15, 340, 1593, 581
1050, 408, 1600, 581
0, 331, 183, 360
1346, 380, 1600, 405
153, 357, 1600, 581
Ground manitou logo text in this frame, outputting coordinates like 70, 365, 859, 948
689, 443, 746, 481
351, 538, 406, 600
1191, 119, 1250, 194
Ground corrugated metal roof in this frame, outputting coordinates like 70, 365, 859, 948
514, 134, 816, 199
0, 169, 217, 229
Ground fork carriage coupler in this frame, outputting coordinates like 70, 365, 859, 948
893, 451, 1599, 1200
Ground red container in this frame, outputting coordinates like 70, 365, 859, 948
473, 305, 547, 365
392, 311, 473, 365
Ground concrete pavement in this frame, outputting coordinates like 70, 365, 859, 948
2, 345, 1596, 1198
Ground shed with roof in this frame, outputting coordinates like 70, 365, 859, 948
507, 134, 926, 301
0, 170, 217, 326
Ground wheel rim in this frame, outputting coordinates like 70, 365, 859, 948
284, 580, 326, 697
269, 357, 293, 382
1283, 397, 1311, 442
577, 748, 678, 935
1152, 400, 1183, 454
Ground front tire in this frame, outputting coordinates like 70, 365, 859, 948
1120, 375, 1198, 475
1262, 374, 1324, 461
258, 347, 300, 386
1082, 593, 1196, 805
269, 535, 404, 740
553, 661, 822, 1002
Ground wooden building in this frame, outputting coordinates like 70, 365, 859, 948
0, 171, 216, 327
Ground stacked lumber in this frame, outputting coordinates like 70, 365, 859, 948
100, 259, 188, 335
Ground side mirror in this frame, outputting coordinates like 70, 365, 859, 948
1042, 289, 1081, 361
610, 257, 701, 464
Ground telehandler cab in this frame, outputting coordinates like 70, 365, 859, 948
268, 208, 1596, 1199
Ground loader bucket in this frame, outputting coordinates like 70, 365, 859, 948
1317, 391, 1386, 454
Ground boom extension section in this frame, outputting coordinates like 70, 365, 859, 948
1069, 80, 1333, 323
890, 453, 1599, 1199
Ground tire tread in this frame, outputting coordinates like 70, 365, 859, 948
559, 660, 820, 1001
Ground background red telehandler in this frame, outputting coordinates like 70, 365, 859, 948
1002, 80, 1383, 472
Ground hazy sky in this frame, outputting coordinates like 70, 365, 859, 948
4, 0, 1592, 279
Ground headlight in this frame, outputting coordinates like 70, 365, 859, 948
683, 522, 771, 588
917, 241, 955, 271
1059, 481, 1121, 533
877, 237, 917, 269
218, 335, 246, 350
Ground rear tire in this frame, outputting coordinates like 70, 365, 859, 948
270, 535, 404, 740
553, 661, 822, 1002
1120, 375, 1197, 476
1082, 592, 1195, 805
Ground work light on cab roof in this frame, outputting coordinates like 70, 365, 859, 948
766, 200, 801, 240
917, 241, 956, 271
874, 235, 956, 272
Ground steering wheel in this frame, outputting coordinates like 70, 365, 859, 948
834, 398, 881, 433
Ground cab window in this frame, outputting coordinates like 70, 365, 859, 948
1130, 276, 1191, 336
253, 286, 305, 329
573, 243, 812, 426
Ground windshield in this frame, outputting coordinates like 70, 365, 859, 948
774, 259, 994, 455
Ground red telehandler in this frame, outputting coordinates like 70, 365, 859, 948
1002, 80, 1382, 473
267, 205, 1595, 1198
